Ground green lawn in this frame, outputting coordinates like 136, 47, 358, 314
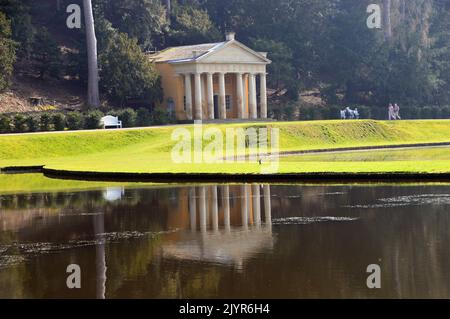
282, 146, 450, 162
0, 120, 449, 175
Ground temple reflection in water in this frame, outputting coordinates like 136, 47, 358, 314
94, 184, 273, 298
162, 185, 274, 269
2, 180, 450, 299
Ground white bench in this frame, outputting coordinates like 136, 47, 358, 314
100, 115, 122, 129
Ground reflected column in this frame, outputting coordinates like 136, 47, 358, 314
246, 185, 252, 225
189, 187, 197, 232
240, 185, 248, 230
211, 186, 219, 233
222, 185, 231, 233
252, 185, 261, 227
94, 213, 107, 299
263, 185, 272, 229
199, 187, 207, 233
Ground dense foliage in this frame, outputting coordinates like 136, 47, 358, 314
1, 0, 450, 115
0, 11, 16, 90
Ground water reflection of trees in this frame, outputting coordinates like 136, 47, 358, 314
2, 184, 450, 298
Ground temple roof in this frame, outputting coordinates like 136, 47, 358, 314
148, 38, 271, 64
149, 42, 226, 63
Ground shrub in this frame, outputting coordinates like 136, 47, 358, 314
370, 106, 386, 120
299, 107, 314, 121
52, 113, 66, 131
327, 106, 341, 119
151, 108, 170, 125
300, 106, 323, 120
441, 106, 450, 119
66, 112, 84, 130
400, 107, 412, 119
40, 113, 52, 131
421, 106, 434, 119
0, 115, 12, 133
13, 114, 27, 133
25, 115, 39, 132
283, 105, 295, 120
136, 108, 152, 127
432, 107, 442, 119
84, 110, 103, 129
116, 108, 137, 128
270, 108, 283, 120
356, 105, 372, 119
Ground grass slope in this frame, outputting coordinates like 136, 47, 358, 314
0, 120, 449, 175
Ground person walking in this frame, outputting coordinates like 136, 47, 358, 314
394, 103, 401, 120
346, 107, 354, 119
388, 103, 395, 120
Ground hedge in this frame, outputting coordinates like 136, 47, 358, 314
293, 105, 450, 121
0, 107, 172, 134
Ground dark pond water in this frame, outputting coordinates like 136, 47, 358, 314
1, 179, 450, 298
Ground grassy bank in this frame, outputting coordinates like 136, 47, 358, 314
0, 120, 449, 175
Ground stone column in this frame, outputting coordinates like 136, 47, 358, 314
194, 73, 203, 120
249, 73, 257, 119
236, 73, 244, 119
243, 74, 249, 119
260, 73, 268, 119
201, 74, 207, 119
218, 72, 227, 120
207, 73, 214, 120
184, 74, 193, 120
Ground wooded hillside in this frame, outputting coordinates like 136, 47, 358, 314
1, 0, 449, 118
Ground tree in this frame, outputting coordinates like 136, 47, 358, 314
83, 0, 101, 108
0, 0, 33, 60
251, 38, 298, 99
99, 32, 163, 106
164, 0, 171, 20
32, 27, 61, 79
383, 0, 392, 41
0, 11, 16, 91
168, 5, 221, 46
101, 0, 169, 50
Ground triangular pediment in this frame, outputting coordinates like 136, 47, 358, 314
197, 41, 270, 64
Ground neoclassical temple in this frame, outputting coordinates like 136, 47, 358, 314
149, 33, 271, 121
